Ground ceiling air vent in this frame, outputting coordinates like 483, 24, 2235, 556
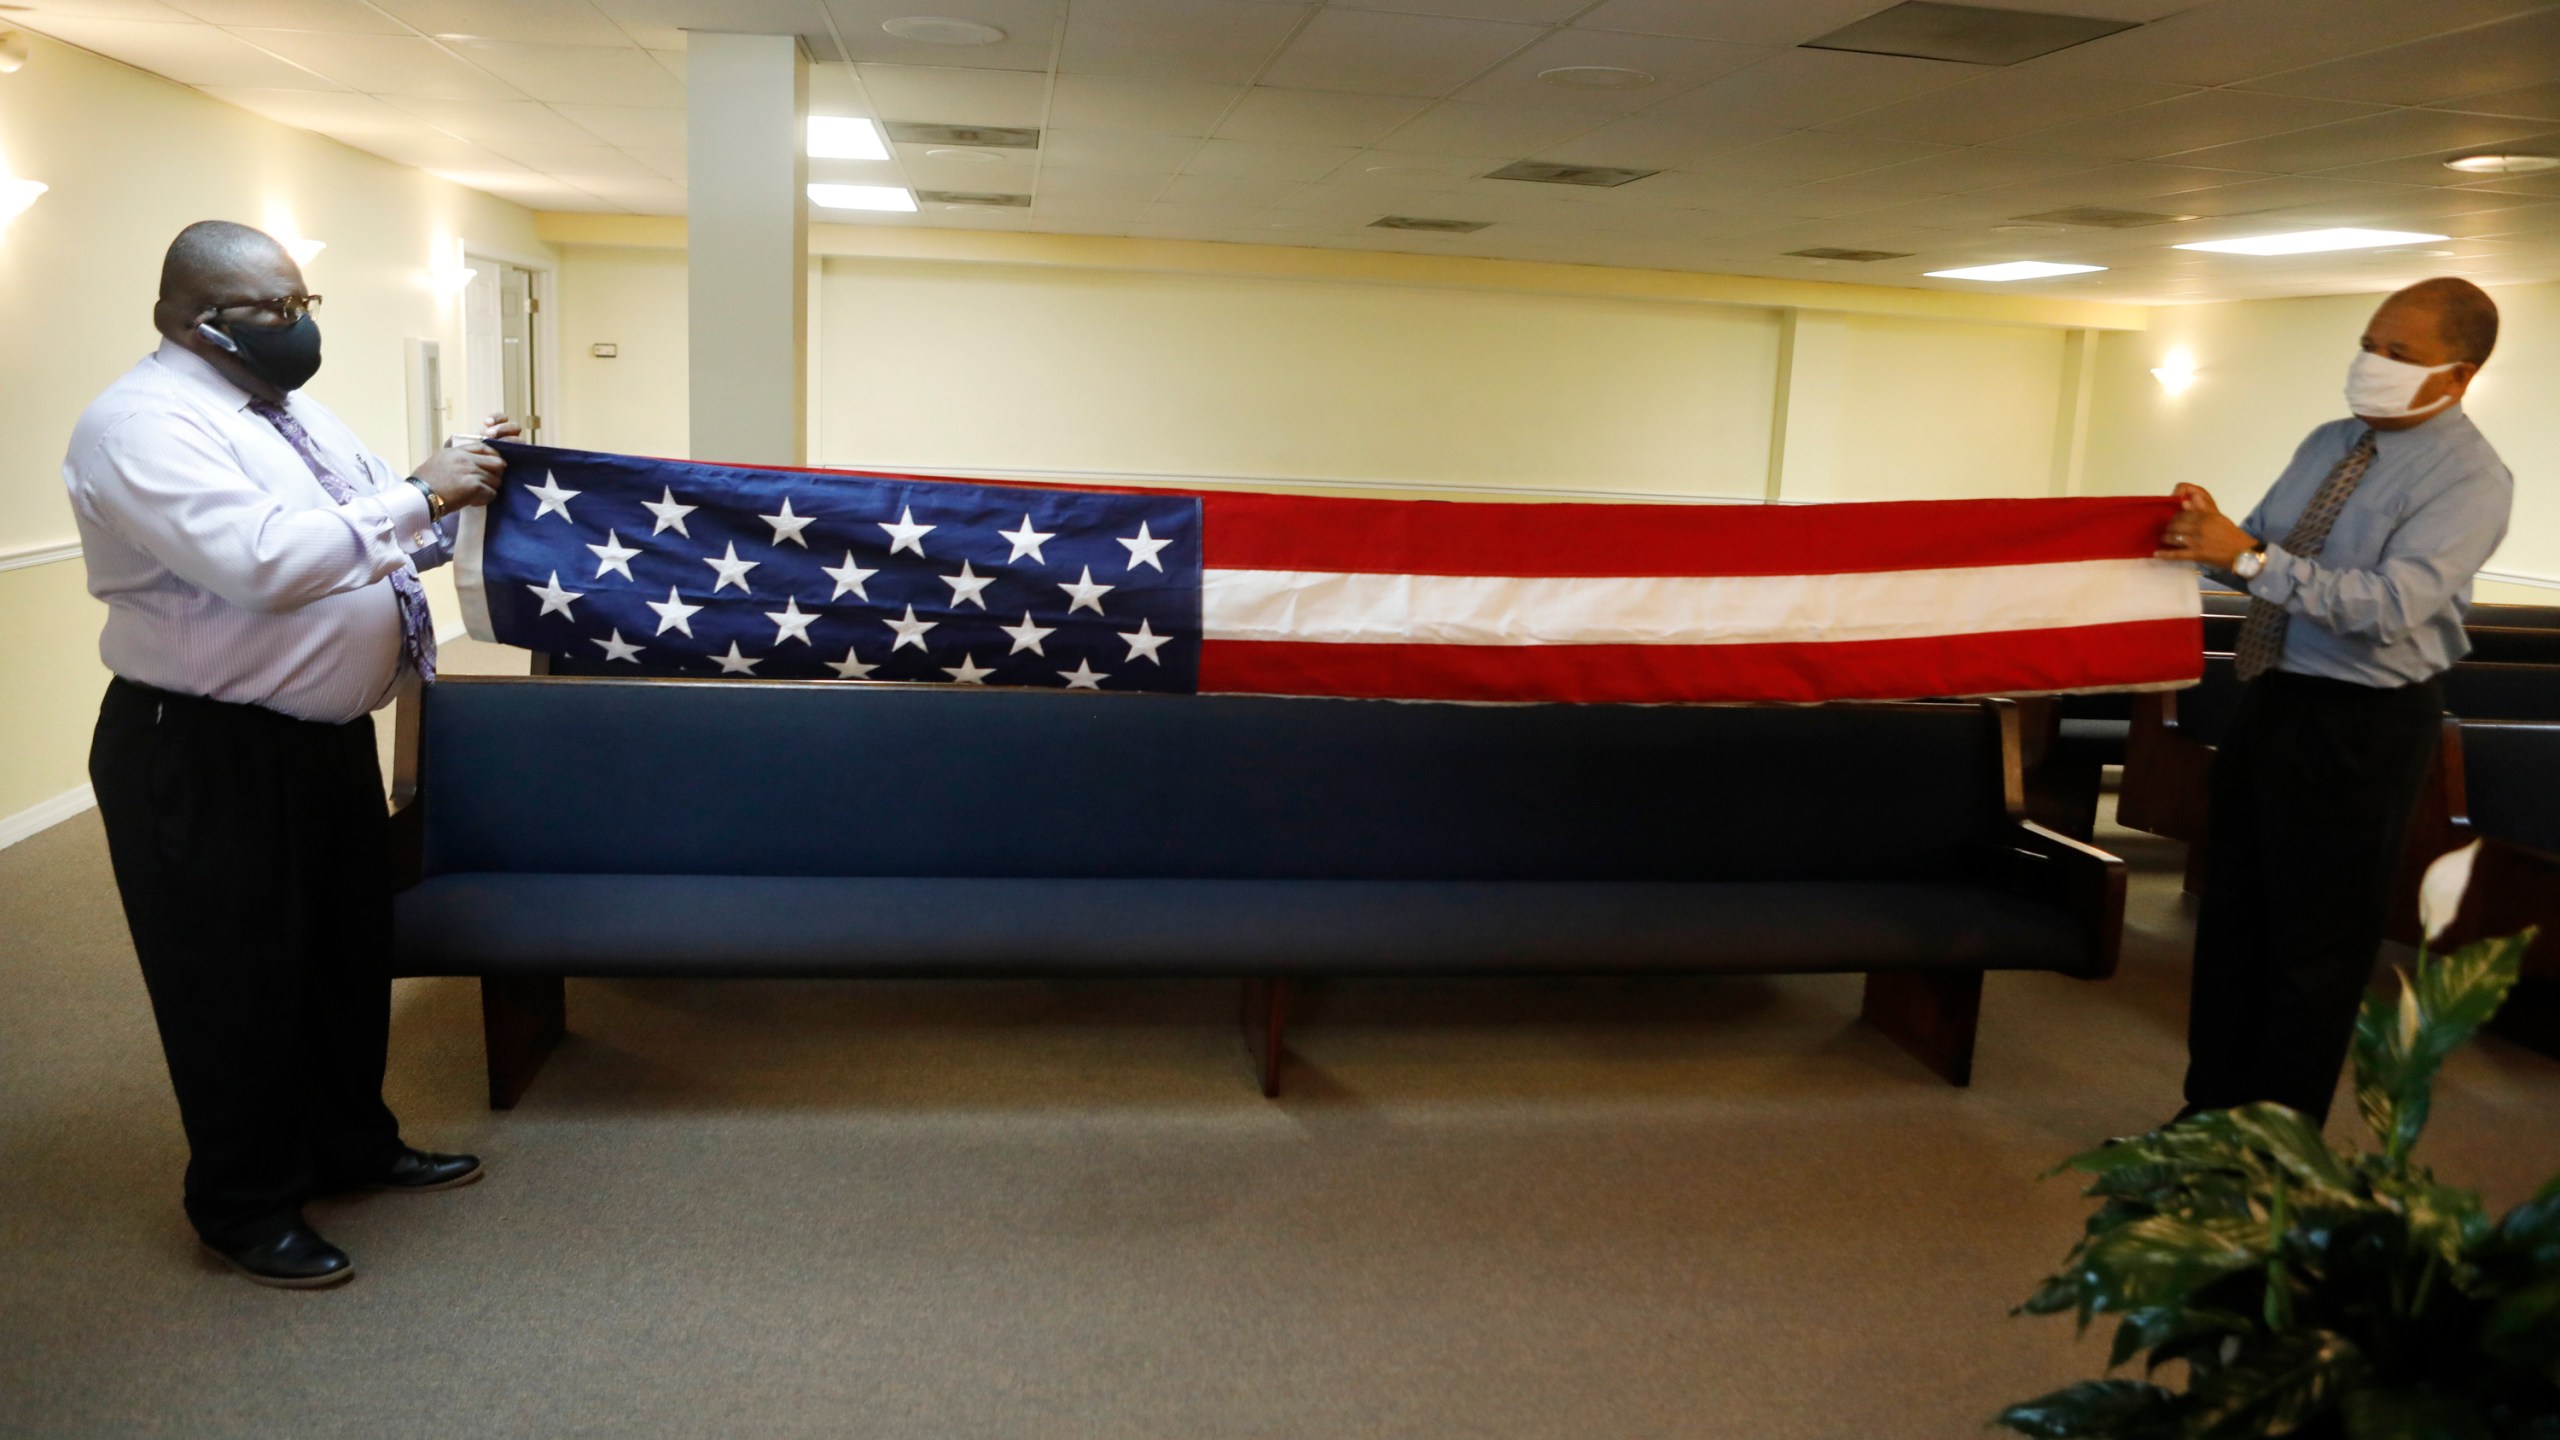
1802, 2, 2136, 66
1787, 247, 1913, 262
883, 123, 1040, 149
1483, 161, 1658, 188
917, 190, 1032, 207
2011, 206, 2197, 228
1371, 216, 1492, 232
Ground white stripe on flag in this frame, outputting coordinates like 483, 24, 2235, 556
1201, 558, 2196, 647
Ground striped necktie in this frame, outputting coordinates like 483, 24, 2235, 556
2232, 429, 2376, 683
248, 399, 438, 684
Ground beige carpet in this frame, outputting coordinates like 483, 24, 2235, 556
3, 762, 2556, 1439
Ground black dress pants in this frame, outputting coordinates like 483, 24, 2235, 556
2183, 669, 2444, 1124
89, 678, 405, 1247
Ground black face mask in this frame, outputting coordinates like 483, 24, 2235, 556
201, 314, 324, 392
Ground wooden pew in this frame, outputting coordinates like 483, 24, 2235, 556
2391, 719, 2560, 1058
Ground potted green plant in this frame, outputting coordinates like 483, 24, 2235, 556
1998, 842, 2559, 1439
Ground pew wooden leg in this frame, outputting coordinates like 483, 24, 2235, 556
482, 975, 566, 1110
1862, 969, 1982, 1087
2182, 839, 2210, 897
1239, 978, 1291, 1098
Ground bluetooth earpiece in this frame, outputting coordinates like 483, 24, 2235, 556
195, 320, 242, 356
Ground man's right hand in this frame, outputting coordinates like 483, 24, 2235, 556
413, 439, 505, 512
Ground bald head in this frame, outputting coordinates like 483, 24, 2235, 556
2383, 277, 2499, 367
156, 220, 294, 315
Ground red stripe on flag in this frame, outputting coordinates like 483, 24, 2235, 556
1197, 492, 2181, 578
1198, 617, 2203, 705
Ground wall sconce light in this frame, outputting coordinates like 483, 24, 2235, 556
0, 30, 29, 75
2150, 348, 2198, 396
425, 236, 476, 294
0, 176, 44, 227
283, 236, 325, 265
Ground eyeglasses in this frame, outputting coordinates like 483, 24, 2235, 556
203, 294, 323, 327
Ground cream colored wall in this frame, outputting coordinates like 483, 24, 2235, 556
2083, 279, 2559, 602
1783, 314, 2069, 503
557, 245, 691, 460
0, 30, 549, 824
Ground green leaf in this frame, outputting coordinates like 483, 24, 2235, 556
2481, 1278, 2560, 1370
2184, 1329, 2368, 1439
2341, 1387, 2492, 1440
1994, 1379, 2183, 1438
2071, 1215, 2270, 1316
2106, 1304, 2255, 1372
2352, 932, 2533, 1162
2496, 1174, 2560, 1264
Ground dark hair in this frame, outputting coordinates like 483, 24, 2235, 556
157, 220, 284, 307
2393, 277, 2499, 366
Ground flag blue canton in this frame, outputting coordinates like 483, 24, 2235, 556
475, 444, 1203, 694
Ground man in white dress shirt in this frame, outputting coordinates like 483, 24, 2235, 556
65, 221, 511, 1288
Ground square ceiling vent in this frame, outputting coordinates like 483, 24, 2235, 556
1371, 216, 1492, 232
884, 123, 1040, 149
1803, 2, 2137, 66
1787, 247, 1913, 262
918, 190, 1032, 207
1483, 161, 1659, 187
2011, 206, 2197, 228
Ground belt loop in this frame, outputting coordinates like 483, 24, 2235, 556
155, 701, 164, 725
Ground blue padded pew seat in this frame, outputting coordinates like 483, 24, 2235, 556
390, 678, 2125, 1105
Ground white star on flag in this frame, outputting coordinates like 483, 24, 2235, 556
643, 487, 696, 538
941, 560, 995, 610
822, 551, 877, 601
1060, 566, 1114, 616
761, 497, 815, 548
884, 603, 937, 652
1123, 619, 1171, 664
587, 530, 639, 582
1000, 611, 1055, 655
711, 642, 760, 675
647, 586, 702, 637
998, 514, 1053, 564
943, 654, 995, 684
525, 471, 580, 522
1117, 522, 1171, 572
826, 648, 877, 680
879, 507, 934, 557
1061, 659, 1107, 690
765, 596, 818, 646
526, 570, 581, 617
703, 541, 758, 594
592, 629, 643, 664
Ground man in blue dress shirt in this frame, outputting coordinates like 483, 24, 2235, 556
66, 222, 514, 1286
2154, 277, 2512, 1125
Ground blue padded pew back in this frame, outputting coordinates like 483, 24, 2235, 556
418, 679, 2004, 884
2464, 722, 2560, 856
2442, 662, 2560, 722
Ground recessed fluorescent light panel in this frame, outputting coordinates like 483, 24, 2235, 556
807, 183, 917, 212
883, 123, 1039, 149
1483, 161, 1658, 187
2174, 228, 2448, 256
1803, 2, 2136, 66
1925, 260, 2105, 281
807, 116, 888, 161
1787, 247, 1912, 262
1371, 215, 1491, 232
916, 190, 1030, 207
2010, 206, 2194, 229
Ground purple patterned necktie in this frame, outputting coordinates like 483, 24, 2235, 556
2231, 428, 2376, 683
248, 399, 438, 684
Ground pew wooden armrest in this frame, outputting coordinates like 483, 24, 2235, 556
2118, 687, 2213, 842
1994, 821, 2128, 980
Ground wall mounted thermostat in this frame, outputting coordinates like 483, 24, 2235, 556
590, 342, 618, 358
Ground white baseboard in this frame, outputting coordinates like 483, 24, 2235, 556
0, 783, 95, 851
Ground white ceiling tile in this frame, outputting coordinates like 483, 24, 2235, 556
236, 29, 529, 98
1530, 114, 1783, 170
548, 103, 687, 148
1570, 0, 1894, 47
2312, 129, 2560, 189
805, 155, 907, 184
1259, 10, 1544, 99
1056, 0, 1308, 84
2434, 81, 2560, 123
439, 168, 600, 207
1683, 132, 1953, 187
18, 16, 342, 86
1642, 49, 1978, 131
1849, 147, 2102, 196
1040, 130, 1202, 172
379, 95, 606, 147
439, 38, 685, 105
1330, 0, 1585, 18
1213, 87, 1431, 147
626, 146, 684, 180
647, 48, 682, 83
336, 128, 526, 170
199, 84, 414, 136
1047, 76, 1245, 136
1316, 151, 1502, 190
2173, 109, 2555, 173
554, 172, 688, 211
898, 147, 1036, 188
822, 0, 1063, 71
2140, 174, 2415, 218
1450, 29, 1768, 117
2022, 0, 2556, 87
478, 140, 661, 176
854, 63, 1049, 125
1034, 168, 1172, 201
1997, 90, 2385, 163
165, 0, 407, 29
2237, 9, 2560, 109
1156, 171, 1304, 206
367, 0, 632, 46
1183, 137, 1360, 182
1370, 100, 1599, 157
581, 0, 836, 53
1139, 200, 1275, 229
1816, 72, 2198, 148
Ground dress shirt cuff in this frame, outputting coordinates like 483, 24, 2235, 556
2247, 543, 2302, 606
383, 476, 434, 537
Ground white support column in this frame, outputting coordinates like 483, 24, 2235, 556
686, 31, 808, 466
1763, 308, 1846, 502
2049, 327, 2098, 497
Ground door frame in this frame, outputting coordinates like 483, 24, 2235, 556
462, 246, 560, 445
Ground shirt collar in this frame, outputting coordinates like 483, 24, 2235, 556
150, 336, 260, 414
2368, 402, 2466, 454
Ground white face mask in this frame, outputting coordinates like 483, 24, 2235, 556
2345, 350, 2461, 420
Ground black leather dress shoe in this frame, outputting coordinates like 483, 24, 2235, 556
365, 1148, 484, 1193
204, 1222, 353, 1289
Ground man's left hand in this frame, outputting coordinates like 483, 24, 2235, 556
2155, 483, 2260, 570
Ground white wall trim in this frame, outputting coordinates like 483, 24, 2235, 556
2481, 568, 2560, 593
0, 539, 81, 573
819, 459, 1769, 507
0, 783, 95, 851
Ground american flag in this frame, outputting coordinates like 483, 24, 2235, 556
458, 443, 2201, 704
